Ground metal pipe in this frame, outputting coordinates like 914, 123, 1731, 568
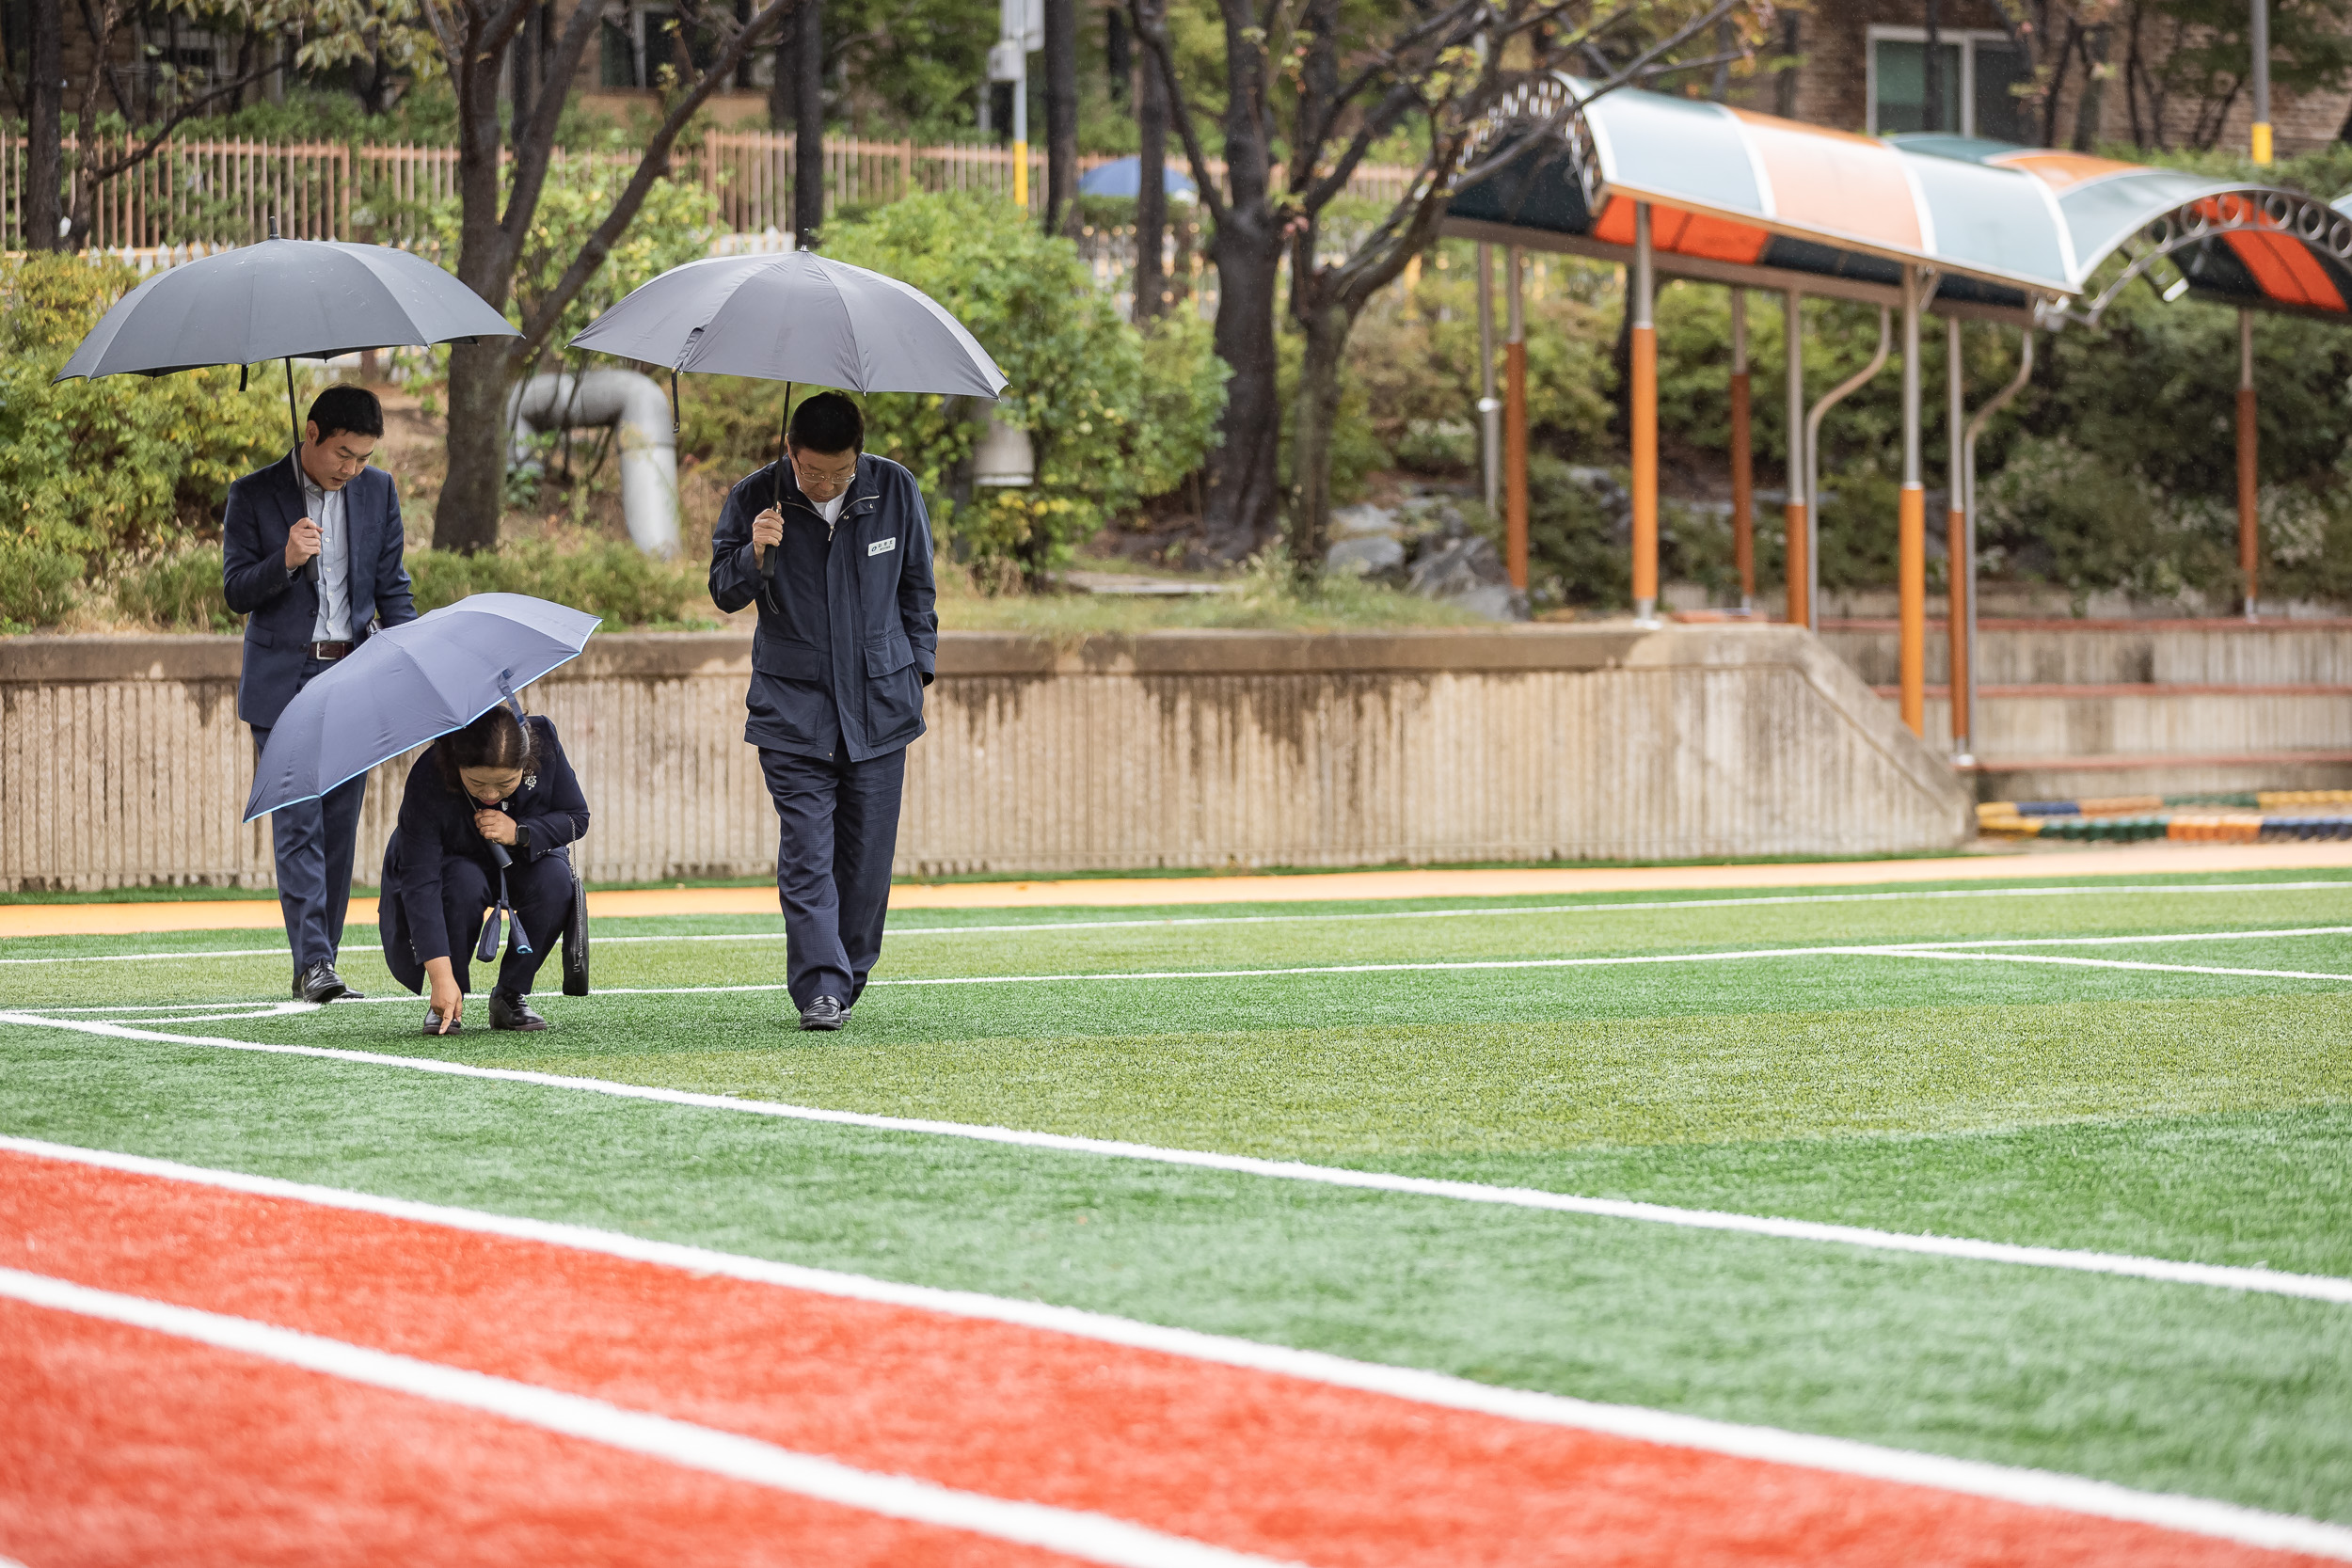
1729, 287, 1753, 611
507, 369, 681, 558
1899, 265, 1929, 737
1946, 314, 1968, 762
1784, 289, 1806, 627
1803, 307, 1891, 635
1630, 202, 1660, 626
2239, 307, 2260, 620
1505, 245, 1529, 593
1961, 329, 2036, 773
1477, 240, 1501, 519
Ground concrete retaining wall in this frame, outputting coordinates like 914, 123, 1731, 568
0, 625, 1971, 892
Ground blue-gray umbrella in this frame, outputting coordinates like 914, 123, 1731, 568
244, 593, 601, 823
56, 223, 518, 456
1076, 156, 1197, 199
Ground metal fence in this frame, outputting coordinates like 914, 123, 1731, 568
2, 129, 1415, 252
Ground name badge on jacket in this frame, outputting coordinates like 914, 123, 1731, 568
868, 536, 898, 556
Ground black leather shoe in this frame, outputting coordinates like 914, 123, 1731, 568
489, 990, 549, 1031
294, 961, 356, 1004
799, 995, 845, 1031
421, 1008, 463, 1036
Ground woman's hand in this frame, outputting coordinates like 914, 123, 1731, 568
474, 808, 517, 846
423, 958, 463, 1034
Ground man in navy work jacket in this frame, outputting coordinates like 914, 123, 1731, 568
709, 391, 936, 1031
221, 385, 418, 1004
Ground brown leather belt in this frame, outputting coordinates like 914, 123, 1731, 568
307, 641, 353, 661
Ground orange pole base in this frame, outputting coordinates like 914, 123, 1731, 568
1899, 483, 1926, 737
1631, 324, 1659, 608
1783, 501, 1808, 628
1505, 341, 1530, 592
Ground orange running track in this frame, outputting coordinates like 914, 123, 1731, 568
0, 1147, 2332, 1567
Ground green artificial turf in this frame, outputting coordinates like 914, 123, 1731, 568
3, 869, 2349, 1522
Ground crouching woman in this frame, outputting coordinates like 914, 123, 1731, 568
380, 705, 589, 1035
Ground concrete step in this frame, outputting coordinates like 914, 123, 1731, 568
1824, 619, 2352, 688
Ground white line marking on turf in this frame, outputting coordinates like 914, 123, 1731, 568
1883, 951, 2352, 982
0, 1264, 1293, 1568
4, 1017, 2348, 1307
6, 879, 2347, 966
6, 1136, 2350, 1563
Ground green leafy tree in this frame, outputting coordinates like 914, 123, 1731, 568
0, 254, 288, 626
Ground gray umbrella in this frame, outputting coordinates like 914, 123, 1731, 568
568, 249, 1007, 398
56, 221, 517, 456
569, 249, 1006, 574
244, 593, 601, 823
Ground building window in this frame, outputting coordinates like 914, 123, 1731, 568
599, 5, 675, 88
1867, 26, 2029, 142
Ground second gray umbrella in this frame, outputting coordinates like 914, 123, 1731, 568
568, 249, 1007, 398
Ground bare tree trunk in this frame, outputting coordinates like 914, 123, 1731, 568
769, 7, 794, 126
1202, 219, 1284, 558
1043, 0, 1077, 236
1105, 6, 1129, 102
25, 0, 62, 251
1287, 297, 1349, 569
1131, 0, 1166, 323
794, 0, 823, 247
1774, 14, 1800, 117
2072, 25, 2107, 149
437, 26, 524, 554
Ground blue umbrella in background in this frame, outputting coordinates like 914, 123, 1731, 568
244, 594, 601, 823
1076, 156, 1197, 200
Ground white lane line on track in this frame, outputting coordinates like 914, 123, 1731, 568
6, 879, 2348, 966
6, 1135, 2351, 1562
3, 1018, 2348, 1307
0, 1264, 1294, 1568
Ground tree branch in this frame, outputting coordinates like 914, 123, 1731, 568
1132, 0, 1230, 229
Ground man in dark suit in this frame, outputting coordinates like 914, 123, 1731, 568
708, 392, 936, 1031
222, 386, 418, 1003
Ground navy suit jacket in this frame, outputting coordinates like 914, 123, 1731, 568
221, 452, 418, 728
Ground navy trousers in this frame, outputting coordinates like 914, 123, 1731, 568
435, 852, 571, 997
252, 683, 365, 971
759, 746, 906, 1009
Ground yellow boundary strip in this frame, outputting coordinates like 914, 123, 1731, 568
8, 842, 2352, 940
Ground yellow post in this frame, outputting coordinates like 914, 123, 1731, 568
1013, 142, 1029, 210
1899, 264, 1927, 738
1631, 202, 1660, 626
1505, 246, 1529, 592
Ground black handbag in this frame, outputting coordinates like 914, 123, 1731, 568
560, 845, 590, 996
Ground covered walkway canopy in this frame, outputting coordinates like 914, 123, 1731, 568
1442, 74, 2343, 759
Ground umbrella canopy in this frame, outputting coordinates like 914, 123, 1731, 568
568, 250, 1007, 398
1076, 156, 1197, 200
245, 594, 601, 822
56, 237, 516, 382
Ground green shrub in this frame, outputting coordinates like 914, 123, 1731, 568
1525, 456, 1629, 610
0, 540, 82, 631
406, 534, 717, 626
677, 192, 1228, 578
0, 252, 291, 617
110, 543, 236, 631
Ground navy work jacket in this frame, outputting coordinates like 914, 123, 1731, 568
708, 453, 937, 764
380, 716, 591, 974
220, 452, 417, 728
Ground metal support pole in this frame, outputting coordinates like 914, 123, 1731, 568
1477, 241, 1501, 520
1013, 49, 1030, 210
1804, 308, 1892, 636
1962, 329, 2035, 780
1784, 290, 1806, 628
2252, 0, 2273, 164
1631, 202, 1661, 627
1946, 315, 1969, 763
1899, 265, 1929, 738
1505, 245, 1529, 593
2239, 308, 2260, 620
1730, 287, 1754, 611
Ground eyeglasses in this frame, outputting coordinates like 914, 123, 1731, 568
791, 454, 858, 493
